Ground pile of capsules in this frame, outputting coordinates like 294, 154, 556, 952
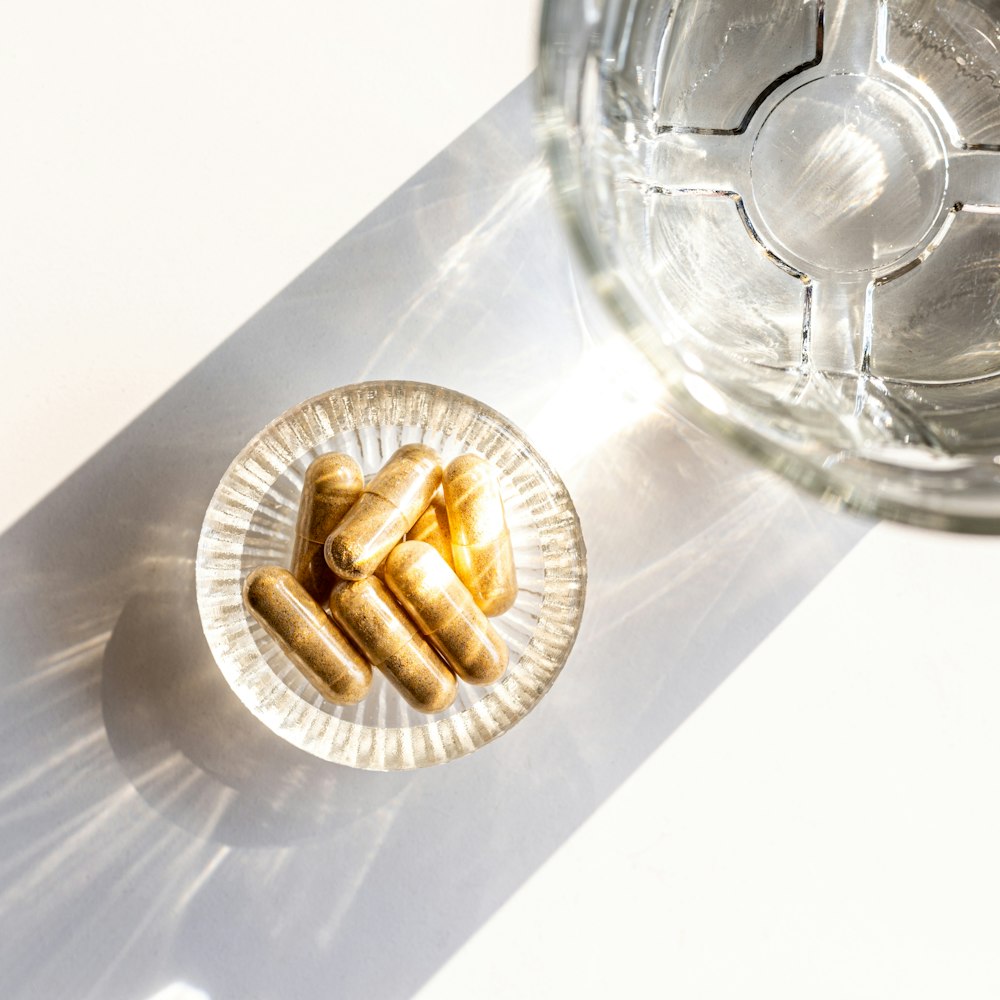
243, 443, 517, 714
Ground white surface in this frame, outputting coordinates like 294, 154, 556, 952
420, 524, 1000, 999
1, 0, 538, 530
5, 3, 1000, 998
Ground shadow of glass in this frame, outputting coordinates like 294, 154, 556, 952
0, 79, 870, 1000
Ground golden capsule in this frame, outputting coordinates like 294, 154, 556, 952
243, 566, 371, 705
406, 488, 454, 569
325, 443, 442, 581
329, 576, 457, 714
290, 453, 364, 600
443, 454, 518, 617
386, 541, 508, 685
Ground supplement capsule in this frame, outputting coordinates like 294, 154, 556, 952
243, 566, 371, 705
386, 541, 508, 685
443, 454, 518, 617
406, 488, 454, 569
329, 576, 457, 714
325, 443, 442, 581
290, 453, 364, 600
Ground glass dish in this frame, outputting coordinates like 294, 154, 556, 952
195, 381, 587, 770
539, 0, 1000, 531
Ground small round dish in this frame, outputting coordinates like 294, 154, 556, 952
195, 381, 587, 770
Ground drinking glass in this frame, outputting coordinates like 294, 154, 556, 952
539, 0, 1000, 529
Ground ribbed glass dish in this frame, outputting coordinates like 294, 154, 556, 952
195, 381, 587, 770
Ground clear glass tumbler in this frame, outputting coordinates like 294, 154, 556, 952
539, 0, 1000, 530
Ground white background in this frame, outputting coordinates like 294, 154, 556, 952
5, 2, 1000, 998
2, 1, 538, 528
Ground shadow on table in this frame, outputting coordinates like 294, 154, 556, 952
0, 80, 869, 1000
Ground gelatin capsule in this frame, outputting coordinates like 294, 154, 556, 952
325, 443, 441, 581
406, 488, 454, 569
290, 453, 364, 600
243, 566, 371, 705
386, 541, 508, 685
443, 454, 517, 617
329, 575, 457, 714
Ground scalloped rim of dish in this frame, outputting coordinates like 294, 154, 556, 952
195, 380, 588, 770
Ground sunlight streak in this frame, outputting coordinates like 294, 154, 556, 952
528, 339, 666, 469
144, 982, 212, 1000
357, 159, 550, 379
